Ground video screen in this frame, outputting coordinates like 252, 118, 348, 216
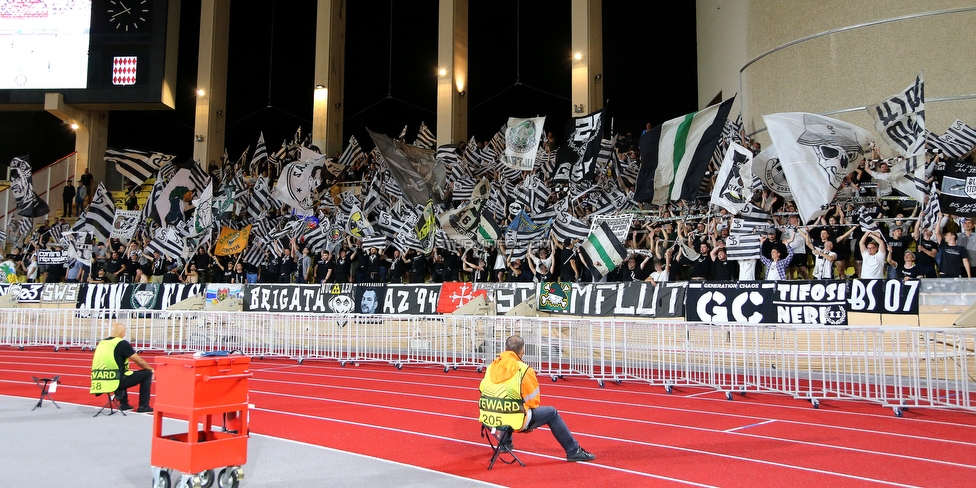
0, 0, 93, 89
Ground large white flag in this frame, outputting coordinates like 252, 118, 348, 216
868, 73, 925, 158
764, 113, 874, 223
503, 116, 546, 171
753, 146, 791, 200
272, 156, 325, 215
710, 142, 755, 214
867, 73, 927, 201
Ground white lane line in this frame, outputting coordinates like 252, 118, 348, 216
253, 406, 720, 488
253, 402, 914, 488
724, 419, 777, 433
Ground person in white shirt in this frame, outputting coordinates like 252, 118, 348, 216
800, 228, 836, 279
645, 247, 673, 286
858, 231, 887, 279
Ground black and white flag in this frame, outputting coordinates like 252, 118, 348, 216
920, 182, 941, 235
249, 132, 268, 175
105, 147, 176, 185
9, 155, 49, 218
554, 109, 604, 184
725, 203, 770, 261
84, 182, 117, 243
110, 210, 141, 240
764, 113, 873, 223
710, 142, 755, 214
868, 73, 926, 158
927, 120, 976, 159
867, 73, 927, 201
414, 122, 436, 149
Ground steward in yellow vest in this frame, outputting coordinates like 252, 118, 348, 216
478, 335, 596, 462
90, 323, 155, 412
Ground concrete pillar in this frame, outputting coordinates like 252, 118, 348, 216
436, 0, 468, 147
43, 93, 108, 185
192, 0, 231, 171
570, 0, 603, 116
312, 0, 347, 157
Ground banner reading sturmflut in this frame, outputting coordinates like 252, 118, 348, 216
503, 116, 546, 171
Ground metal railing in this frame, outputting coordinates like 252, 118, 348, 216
1, 308, 972, 416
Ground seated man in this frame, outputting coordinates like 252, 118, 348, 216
479, 335, 596, 462
90, 323, 154, 412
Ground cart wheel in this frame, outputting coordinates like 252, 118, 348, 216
811, 399, 820, 409
200, 470, 215, 488
216, 468, 240, 488
725, 391, 733, 401
443, 366, 450, 373
154, 471, 171, 488
297, 358, 304, 365
340, 361, 347, 367
739, 390, 747, 397
452, 366, 458, 370
551, 375, 558, 382
893, 407, 903, 418
664, 384, 673, 394
54, 347, 59, 352
19, 346, 24, 351
476, 366, 483, 373
396, 364, 403, 370
597, 380, 605, 388
614, 379, 622, 385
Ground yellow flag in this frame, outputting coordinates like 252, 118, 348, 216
215, 225, 252, 256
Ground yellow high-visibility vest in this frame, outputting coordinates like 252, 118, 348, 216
90, 337, 131, 394
478, 362, 529, 430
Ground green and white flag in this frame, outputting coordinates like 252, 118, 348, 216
581, 222, 626, 280
635, 97, 735, 205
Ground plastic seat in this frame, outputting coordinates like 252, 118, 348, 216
480, 424, 524, 470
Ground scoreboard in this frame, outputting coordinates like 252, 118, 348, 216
0, 0, 180, 109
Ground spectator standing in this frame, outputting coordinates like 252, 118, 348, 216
62, 180, 75, 217
74, 180, 88, 217
858, 231, 887, 279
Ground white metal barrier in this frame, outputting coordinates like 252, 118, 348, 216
1, 309, 973, 416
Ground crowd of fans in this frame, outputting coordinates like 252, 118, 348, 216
5, 127, 976, 287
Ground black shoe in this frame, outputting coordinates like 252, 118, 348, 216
118, 404, 133, 411
567, 447, 596, 462
135, 406, 153, 413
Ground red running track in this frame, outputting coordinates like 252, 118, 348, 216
2, 347, 975, 487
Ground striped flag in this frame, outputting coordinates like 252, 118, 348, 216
857, 206, 881, 234
581, 222, 626, 280
337, 135, 363, 170
146, 226, 185, 260
927, 120, 976, 158
636, 97, 735, 205
725, 203, 770, 261
551, 210, 590, 243
249, 132, 268, 175
414, 122, 436, 149
920, 182, 941, 235
105, 148, 176, 184
242, 236, 267, 266
82, 182, 117, 243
